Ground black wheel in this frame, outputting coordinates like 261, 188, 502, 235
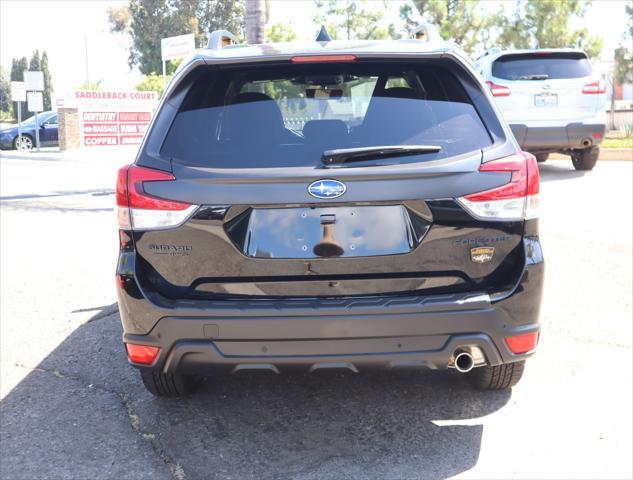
571, 147, 599, 171
13, 134, 33, 151
535, 153, 549, 163
140, 369, 202, 397
467, 361, 525, 390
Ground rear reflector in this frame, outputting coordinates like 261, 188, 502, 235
486, 81, 511, 97
505, 332, 539, 354
116, 164, 198, 231
582, 80, 606, 94
457, 152, 539, 221
126, 344, 161, 365
291, 54, 357, 63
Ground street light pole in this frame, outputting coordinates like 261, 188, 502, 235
84, 34, 90, 88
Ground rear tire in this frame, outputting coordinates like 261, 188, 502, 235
140, 369, 201, 397
467, 361, 525, 390
571, 147, 599, 171
535, 153, 549, 163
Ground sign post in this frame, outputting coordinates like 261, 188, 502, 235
10, 81, 26, 150
27, 92, 43, 152
160, 33, 195, 91
23, 70, 45, 151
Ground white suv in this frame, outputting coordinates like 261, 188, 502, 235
476, 48, 607, 170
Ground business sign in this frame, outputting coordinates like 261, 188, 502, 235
23, 71, 44, 91
161, 33, 196, 61
72, 90, 158, 147
11, 81, 26, 102
27, 91, 43, 112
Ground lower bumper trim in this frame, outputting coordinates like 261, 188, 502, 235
157, 333, 517, 375
510, 122, 606, 150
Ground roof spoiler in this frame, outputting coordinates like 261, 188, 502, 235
474, 47, 502, 62
207, 30, 239, 49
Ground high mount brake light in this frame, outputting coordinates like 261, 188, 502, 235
457, 152, 540, 221
582, 80, 606, 94
486, 80, 511, 97
116, 164, 197, 231
291, 54, 357, 63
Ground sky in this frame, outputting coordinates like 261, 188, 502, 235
0, 0, 630, 101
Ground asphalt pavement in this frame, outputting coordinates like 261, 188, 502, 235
0, 149, 631, 480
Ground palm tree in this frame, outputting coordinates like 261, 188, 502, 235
245, 0, 265, 44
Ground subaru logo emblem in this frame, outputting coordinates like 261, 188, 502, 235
308, 179, 346, 199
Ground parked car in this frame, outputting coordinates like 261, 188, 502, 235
0, 111, 58, 150
476, 48, 607, 170
115, 32, 543, 397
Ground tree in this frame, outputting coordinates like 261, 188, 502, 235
136, 72, 168, 96
314, 1, 396, 40
76, 81, 103, 90
0, 68, 11, 117
108, 0, 245, 75
107, 4, 131, 32
29, 50, 42, 72
246, 0, 265, 44
400, 0, 499, 54
40, 51, 53, 111
610, 5, 633, 126
10, 56, 28, 120
496, 0, 603, 58
614, 8, 633, 88
266, 23, 297, 43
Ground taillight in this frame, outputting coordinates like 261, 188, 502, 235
457, 152, 540, 221
582, 79, 606, 94
116, 164, 197, 230
505, 331, 539, 354
486, 80, 511, 97
291, 54, 357, 63
126, 344, 161, 365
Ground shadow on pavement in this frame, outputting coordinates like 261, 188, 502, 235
0, 188, 114, 201
1, 305, 512, 480
538, 161, 589, 183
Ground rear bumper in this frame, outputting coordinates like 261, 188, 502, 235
117, 237, 544, 375
510, 121, 605, 152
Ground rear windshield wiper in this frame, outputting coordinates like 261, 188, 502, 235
322, 145, 442, 165
516, 74, 549, 80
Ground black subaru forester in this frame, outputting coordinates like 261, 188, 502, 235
115, 35, 543, 396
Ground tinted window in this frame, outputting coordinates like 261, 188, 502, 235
492, 53, 592, 80
161, 63, 492, 168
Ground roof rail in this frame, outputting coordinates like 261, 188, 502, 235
207, 30, 239, 49
475, 47, 501, 62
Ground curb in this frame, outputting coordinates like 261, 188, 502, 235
550, 148, 632, 162
598, 148, 633, 161
0, 146, 139, 163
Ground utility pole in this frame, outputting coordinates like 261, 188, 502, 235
84, 34, 90, 89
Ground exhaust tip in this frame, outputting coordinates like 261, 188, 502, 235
454, 351, 474, 373
582, 138, 592, 147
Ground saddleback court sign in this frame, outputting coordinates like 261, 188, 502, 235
62, 90, 158, 147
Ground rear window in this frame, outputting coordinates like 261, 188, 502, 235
492, 52, 592, 80
161, 62, 492, 168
